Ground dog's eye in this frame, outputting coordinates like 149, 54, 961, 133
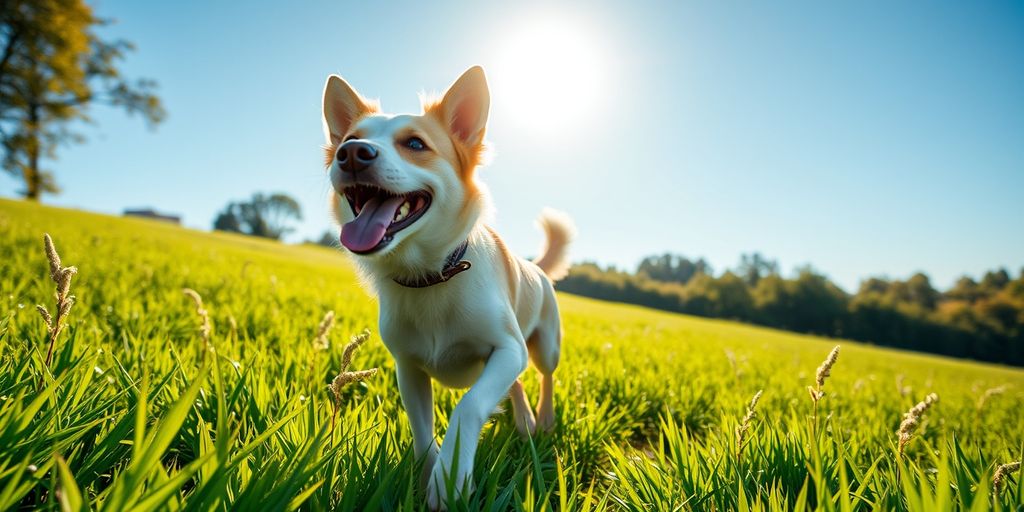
405, 137, 427, 151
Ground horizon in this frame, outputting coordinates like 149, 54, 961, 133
2, 0, 1022, 293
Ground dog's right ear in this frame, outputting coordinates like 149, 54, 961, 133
322, 75, 376, 146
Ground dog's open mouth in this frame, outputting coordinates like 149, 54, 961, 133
340, 185, 431, 254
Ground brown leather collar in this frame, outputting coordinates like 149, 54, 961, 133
392, 240, 471, 288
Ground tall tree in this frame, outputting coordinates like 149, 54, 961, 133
736, 252, 780, 286
0, 0, 165, 199
212, 193, 303, 240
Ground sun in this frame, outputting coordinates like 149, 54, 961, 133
489, 17, 606, 135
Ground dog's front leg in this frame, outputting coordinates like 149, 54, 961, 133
428, 343, 526, 509
395, 359, 439, 486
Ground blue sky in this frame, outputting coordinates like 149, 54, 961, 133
3, 0, 1022, 292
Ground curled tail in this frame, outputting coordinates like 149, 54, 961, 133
533, 208, 576, 281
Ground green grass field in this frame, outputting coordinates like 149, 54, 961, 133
1, 197, 1022, 511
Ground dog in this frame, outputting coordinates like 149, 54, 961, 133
321, 66, 575, 508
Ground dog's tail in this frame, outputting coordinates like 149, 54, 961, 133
533, 208, 576, 282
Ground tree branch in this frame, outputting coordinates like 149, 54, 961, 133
0, 25, 20, 84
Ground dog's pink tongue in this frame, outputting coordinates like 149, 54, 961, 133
341, 196, 405, 252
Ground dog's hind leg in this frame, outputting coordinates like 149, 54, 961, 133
536, 371, 556, 432
528, 325, 560, 432
529, 284, 563, 432
509, 380, 536, 436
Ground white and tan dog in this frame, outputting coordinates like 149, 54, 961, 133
321, 66, 574, 507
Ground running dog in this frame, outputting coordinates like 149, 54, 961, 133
321, 66, 574, 508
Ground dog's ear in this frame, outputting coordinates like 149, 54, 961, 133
436, 66, 490, 146
322, 75, 375, 146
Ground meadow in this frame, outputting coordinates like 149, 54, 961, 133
0, 197, 1022, 511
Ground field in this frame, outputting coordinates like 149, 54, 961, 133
1, 197, 1022, 511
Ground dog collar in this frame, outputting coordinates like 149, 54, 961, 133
392, 240, 472, 288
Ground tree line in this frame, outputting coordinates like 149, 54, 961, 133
556, 253, 1024, 366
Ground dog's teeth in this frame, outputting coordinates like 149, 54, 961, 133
391, 204, 405, 222
400, 202, 410, 215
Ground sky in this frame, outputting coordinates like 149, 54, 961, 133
2, 0, 1022, 292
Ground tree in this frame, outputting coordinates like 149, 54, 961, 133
213, 193, 303, 240
903, 272, 940, 310
213, 207, 242, 233
637, 253, 711, 285
946, 276, 982, 303
735, 252, 779, 286
683, 271, 755, 320
785, 267, 849, 335
0, 0, 165, 199
980, 269, 1010, 293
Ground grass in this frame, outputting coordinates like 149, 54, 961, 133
0, 196, 1022, 511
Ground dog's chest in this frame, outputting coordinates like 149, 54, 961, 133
387, 327, 493, 389
379, 287, 499, 388
416, 338, 490, 388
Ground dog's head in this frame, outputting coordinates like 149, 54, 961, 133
322, 67, 490, 266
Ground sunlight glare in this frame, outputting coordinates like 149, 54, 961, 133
490, 17, 606, 135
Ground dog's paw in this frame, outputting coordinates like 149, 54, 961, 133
426, 480, 445, 511
514, 407, 537, 437
536, 409, 556, 433
426, 463, 448, 511
418, 444, 440, 489
426, 462, 473, 511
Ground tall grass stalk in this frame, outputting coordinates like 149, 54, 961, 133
183, 288, 213, 359
808, 345, 839, 434
993, 461, 1020, 496
328, 329, 378, 434
309, 310, 335, 388
897, 392, 939, 457
735, 389, 763, 461
37, 233, 77, 369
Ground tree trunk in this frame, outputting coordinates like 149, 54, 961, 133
23, 102, 40, 200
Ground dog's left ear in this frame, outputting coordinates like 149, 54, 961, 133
437, 66, 490, 147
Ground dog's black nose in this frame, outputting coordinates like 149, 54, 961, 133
336, 141, 378, 173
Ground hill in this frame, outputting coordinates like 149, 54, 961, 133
0, 198, 1022, 510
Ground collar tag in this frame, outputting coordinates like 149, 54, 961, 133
392, 241, 471, 288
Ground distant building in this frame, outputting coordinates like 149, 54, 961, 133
123, 208, 181, 224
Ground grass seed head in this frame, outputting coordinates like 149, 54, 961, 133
897, 392, 939, 455
36, 305, 52, 328
330, 368, 378, 398
735, 389, 763, 458
58, 295, 75, 318
895, 374, 912, 397
341, 328, 371, 371
328, 328, 378, 414
815, 345, 840, 390
977, 385, 1008, 410
313, 310, 335, 351
38, 234, 78, 369
43, 234, 62, 282
808, 345, 840, 406
43, 234, 77, 295
993, 461, 1021, 495
182, 288, 212, 344
57, 268, 77, 297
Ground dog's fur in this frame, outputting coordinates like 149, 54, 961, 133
321, 66, 574, 508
